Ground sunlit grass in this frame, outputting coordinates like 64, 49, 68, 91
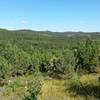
66, 74, 100, 100
38, 78, 68, 100
39, 74, 100, 100
0, 74, 99, 100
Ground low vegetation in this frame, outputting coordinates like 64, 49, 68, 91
0, 29, 100, 100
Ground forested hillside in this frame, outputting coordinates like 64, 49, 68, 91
0, 29, 100, 100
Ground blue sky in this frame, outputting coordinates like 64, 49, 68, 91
0, 0, 100, 32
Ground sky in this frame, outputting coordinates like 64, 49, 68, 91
0, 0, 100, 32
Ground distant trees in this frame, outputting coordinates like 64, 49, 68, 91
0, 37, 99, 82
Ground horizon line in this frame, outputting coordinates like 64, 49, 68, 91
0, 28, 100, 33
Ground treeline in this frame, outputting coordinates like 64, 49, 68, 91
0, 29, 100, 99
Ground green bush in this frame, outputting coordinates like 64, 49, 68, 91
24, 73, 42, 100
0, 56, 13, 78
74, 38, 99, 73
0, 42, 34, 76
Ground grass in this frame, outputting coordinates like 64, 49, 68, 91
38, 78, 67, 100
38, 78, 83, 100
0, 75, 36, 100
0, 76, 28, 100
0, 74, 99, 100
38, 74, 100, 100
66, 74, 100, 100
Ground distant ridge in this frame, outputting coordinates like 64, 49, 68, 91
0, 28, 100, 38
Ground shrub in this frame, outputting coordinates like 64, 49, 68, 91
48, 56, 65, 77
74, 38, 99, 73
0, 56, 13, 78
24, 73, 42, 100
